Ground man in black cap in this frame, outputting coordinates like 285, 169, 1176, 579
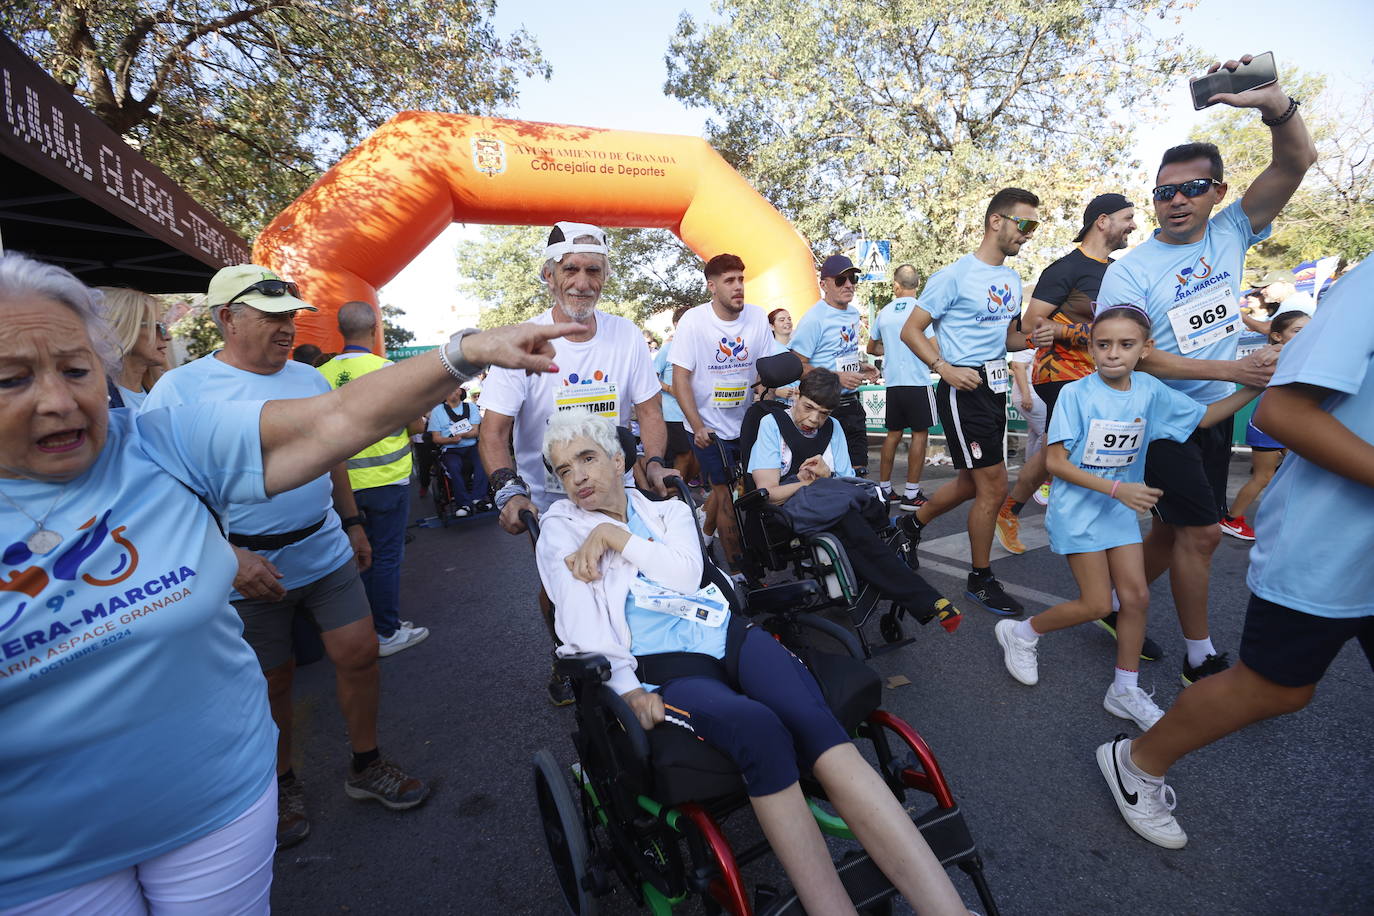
788, 254, 880, 475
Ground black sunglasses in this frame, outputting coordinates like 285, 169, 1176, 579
829, 274, 858, 286
1152, 178, 1221, 202
997, 213, 1040, 234
226, 279, 301, 305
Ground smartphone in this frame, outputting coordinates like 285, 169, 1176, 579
1190, 52, 1277, 110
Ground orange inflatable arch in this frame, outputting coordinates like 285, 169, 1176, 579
254, 113, 819, 350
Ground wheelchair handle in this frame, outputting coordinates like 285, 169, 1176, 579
519, 508, 540, 543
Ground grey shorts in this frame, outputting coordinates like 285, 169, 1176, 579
232, 560, 371, 671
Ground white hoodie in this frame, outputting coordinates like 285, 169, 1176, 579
535, 490, 703, 696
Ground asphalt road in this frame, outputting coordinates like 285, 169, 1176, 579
270, 443, 1372, 916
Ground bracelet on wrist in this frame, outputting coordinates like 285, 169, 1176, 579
1109, 480, 1121, 500
646, 456, 666, 468
342, 515, 365, 529
440, 327, 486, 382
1261, 96, 1299, 127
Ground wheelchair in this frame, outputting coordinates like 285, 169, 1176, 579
529, 473, 998, 915
727, 354, 931, 658
427, 441, 493, 523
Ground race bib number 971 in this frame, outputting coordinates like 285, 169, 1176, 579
1167, 286, 1240, 354
1082, 418, 1145, 468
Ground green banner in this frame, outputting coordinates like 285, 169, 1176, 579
385, 345, 438, 361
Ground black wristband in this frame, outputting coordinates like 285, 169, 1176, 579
1261, 96, 1299, 127
646, 456, 666, 468
341, 515, 365, 530
488, 467, 522, 496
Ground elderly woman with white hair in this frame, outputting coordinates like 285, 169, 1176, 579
0, 252, 576, 912
97, 286, 170, 408
534, 409, 972, 916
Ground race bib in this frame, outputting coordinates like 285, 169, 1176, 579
711, 380, 748, 407
555, 380, 618, 417
838, 354, 862, 375
447, 419, 472, 436
1167, 285, 1240, 354
1082, 418, 1145, 468
983, 358, 1010, 394
629, 577, 730, 628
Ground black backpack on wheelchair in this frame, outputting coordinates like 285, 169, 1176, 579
529, 467, 998, 915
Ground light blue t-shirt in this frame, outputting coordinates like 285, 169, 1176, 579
0, 406, 275, 907
143, 353, 352, 593
789, 300, 864, 392
1098, 199, 1270, 405
623, 503, 728, 662
1046, 372, 1203, 555
654, 340, 686, 423
1247, 259, 1374, 619
916, 254, 1022, 366
872, 296, 935, 387
747, 412, 854, 480
426, 400, 481, 449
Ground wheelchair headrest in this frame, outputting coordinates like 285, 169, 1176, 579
756, 351, 803, 389
615, 425, 639, 470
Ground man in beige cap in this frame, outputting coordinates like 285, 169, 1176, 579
144, 265, 430, 849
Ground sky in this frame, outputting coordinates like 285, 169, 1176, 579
380, 0, 1374, 345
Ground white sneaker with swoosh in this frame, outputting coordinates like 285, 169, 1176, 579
1096, 735, 1187, 849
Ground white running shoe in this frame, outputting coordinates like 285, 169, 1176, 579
1032, 482, 1050, 506
1096, 735, 1187, 849
378, 624, 430, 657
1104, 684, 1165, 730
994, 619, 1039, 685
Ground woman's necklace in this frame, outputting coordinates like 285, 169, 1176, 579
0, 486, 67, 555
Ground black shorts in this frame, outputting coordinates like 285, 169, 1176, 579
1034, 379, 1073, 429
885, 385, 936, 432
1143, 416, 1234, 526
935, 373, 1007, 470
1240, 594, 1374, 688
834, 396, 870, 470
665, 420, 691, 463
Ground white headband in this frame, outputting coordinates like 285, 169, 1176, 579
543, 221, 610, 263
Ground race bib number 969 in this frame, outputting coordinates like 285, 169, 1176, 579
1167, 286, 1240, 354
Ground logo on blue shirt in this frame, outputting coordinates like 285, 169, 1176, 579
987, 283, 1016, 313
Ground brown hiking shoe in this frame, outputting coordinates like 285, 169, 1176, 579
345, 758, 430, 810
277, 774, 310, 848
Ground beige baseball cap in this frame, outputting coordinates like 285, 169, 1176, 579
208, 265, 316, 312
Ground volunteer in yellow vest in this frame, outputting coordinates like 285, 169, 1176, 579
318, 302, 430, 655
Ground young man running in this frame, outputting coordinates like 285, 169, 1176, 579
897, 188, 1039, 616
868, 263, 938, 511
671, 254, 774, 571
1096, 56, 1316, 684
1099, 257, 1373, 850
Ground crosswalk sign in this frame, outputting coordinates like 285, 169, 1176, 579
857, 240, 892, 282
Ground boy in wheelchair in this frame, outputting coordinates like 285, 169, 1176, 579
744, 367, 962, 633
534, 408, 974, 915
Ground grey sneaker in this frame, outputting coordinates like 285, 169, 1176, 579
277, 774, 310, 848
345, 758, 430, 810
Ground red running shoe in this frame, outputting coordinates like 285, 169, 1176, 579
1219, 515, 1255, 541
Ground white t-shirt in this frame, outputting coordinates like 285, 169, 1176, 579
670, 302, 774, 440
480, 309, 659, 509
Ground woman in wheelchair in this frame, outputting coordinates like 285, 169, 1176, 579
534, 409, 972, 915
748, 368, 961, 631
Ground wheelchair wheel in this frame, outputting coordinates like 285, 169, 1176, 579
533, 749, 598, 915
880, 610, 904, 644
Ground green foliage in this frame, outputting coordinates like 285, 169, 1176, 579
170, 307, 222, 360
6, 1, 549, 238
381, 304, 415, 349
460, 225, 705, 328
665, 0, 1195, 282
1194, 68, 1374, 279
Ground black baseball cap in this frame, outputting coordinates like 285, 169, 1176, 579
820, 254, 860, 279
1073, 193, 1134, 242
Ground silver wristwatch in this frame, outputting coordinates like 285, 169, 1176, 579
439, 327, 485, 381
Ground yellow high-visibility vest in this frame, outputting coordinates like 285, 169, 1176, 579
318, 352, 413, 490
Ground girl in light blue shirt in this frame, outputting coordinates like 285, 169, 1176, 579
992, 305, 1259, 732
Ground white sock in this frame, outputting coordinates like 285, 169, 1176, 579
1113, 667, 1139, 693
880, 480, 892, 491
1013, 619, 1039, 642
1116, 738, 1163, 783
905, 483, 922, 497
1185, 637, 1217, 668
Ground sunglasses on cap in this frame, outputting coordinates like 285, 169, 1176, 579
1152, 178, 1221, 202
996, 214, 1040, 234
829, 273, 858, 287
226, 279, 301, 306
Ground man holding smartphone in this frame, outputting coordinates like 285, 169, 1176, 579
1096, 54, 1317, 686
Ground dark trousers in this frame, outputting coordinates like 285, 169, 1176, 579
834, 396, 869, 471
440, 447, 488, 507
354, 482, 410, 636
829, 512, 942, 610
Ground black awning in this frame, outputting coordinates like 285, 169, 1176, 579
0, 32, 250, 294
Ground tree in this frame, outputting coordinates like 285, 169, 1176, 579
381, 304, 415, 349
459, 225, 705, 329
5, 1, 548, 238
665, 0, 1194, 283
169, 304, 222, 360
1195, 69, 1374, 280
